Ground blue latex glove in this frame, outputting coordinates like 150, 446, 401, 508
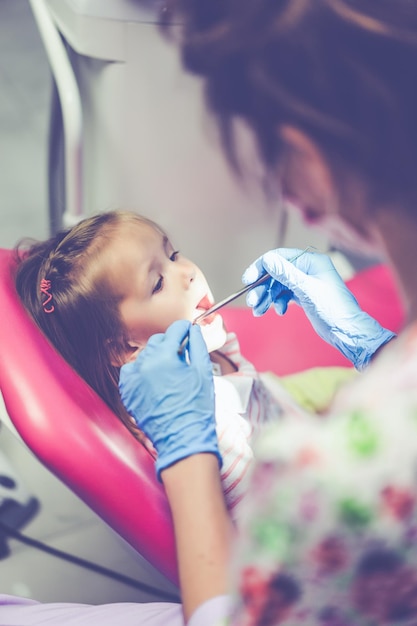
243, 248, 395, 371
119, 319, 221, 481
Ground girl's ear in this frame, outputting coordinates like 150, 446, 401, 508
107, 339, 144, 367
124, 344, 142, 364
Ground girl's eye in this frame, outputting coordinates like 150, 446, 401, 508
152, 276, 163, 294
170, 250, 180, 261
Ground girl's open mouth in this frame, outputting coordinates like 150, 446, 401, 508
193, 295, 217, 325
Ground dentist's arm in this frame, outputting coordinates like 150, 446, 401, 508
119, 320, 232, 621
243, 248, 395, 371
162, 454, 232, 621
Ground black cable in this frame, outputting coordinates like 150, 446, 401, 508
0, 520, 180, 603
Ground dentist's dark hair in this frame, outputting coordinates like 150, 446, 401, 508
14, 210, 163, 447
164, 0, 417, 211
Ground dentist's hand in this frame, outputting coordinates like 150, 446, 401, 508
119, 320, 221, 481
243, 248, 395, 371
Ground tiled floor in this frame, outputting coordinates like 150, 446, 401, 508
0, 0, 177, 605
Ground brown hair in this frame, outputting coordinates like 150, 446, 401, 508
164, 0, 417, 210
14, 210, 165, 445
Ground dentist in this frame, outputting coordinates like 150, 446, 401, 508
121, 1, 417, 623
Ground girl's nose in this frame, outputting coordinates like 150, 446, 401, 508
181, 263, 195, 288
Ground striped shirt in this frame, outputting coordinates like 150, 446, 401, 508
214, 333, 290, 519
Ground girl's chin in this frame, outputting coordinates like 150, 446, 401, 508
200, 314, 227, 353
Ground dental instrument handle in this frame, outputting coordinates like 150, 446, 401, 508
194, 246, 314, 324
178, 246, 314, 356
193, 274, 270, 324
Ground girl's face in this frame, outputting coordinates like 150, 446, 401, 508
106, 220, 226, 357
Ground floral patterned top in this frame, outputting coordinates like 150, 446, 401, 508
228, 323, 417, 625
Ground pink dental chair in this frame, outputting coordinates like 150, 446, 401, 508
0, 248, 177, 585
0, 248, 405, 587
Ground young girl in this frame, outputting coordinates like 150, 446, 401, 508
14, 210, 290, 517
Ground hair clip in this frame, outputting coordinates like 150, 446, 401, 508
40, 278, 55, 314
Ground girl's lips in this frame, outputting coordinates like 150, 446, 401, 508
200, 311, 219, 325
193, 309, 215, 325
193, 294, 216, 325
196, 310, 219, 326
196, 294, 213, 310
